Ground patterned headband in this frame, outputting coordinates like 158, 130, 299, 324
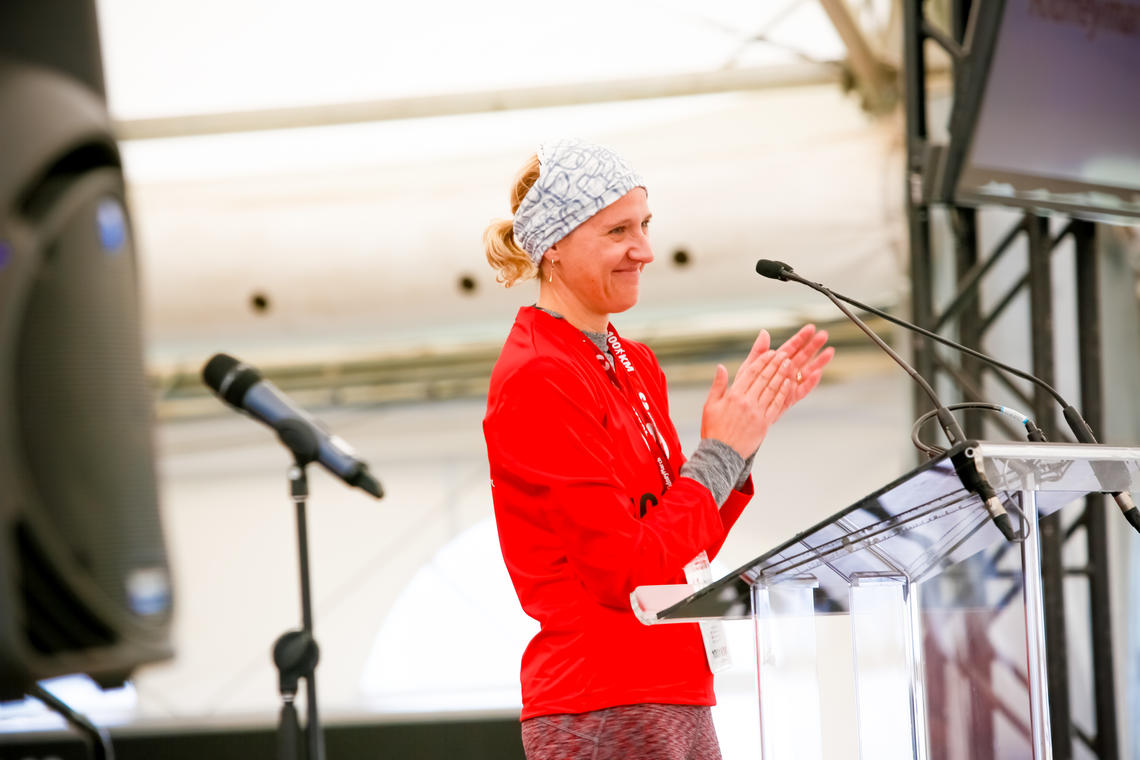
512, 138, 646, 265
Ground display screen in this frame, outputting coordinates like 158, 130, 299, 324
956, 0, 1140, 222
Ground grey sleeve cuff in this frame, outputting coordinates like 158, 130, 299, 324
736, 449, 757, 490
680, 438, 747, 507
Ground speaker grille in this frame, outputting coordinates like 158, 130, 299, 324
15, 169, 169, 631
15, 521, 115, 654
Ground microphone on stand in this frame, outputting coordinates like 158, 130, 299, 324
755, 259, 1017, 540
202, 353, 383, 499
754, 259, 1140, 535
752, 262, 1135, 535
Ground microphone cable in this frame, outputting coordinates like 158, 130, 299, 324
910, 402, 1047, 458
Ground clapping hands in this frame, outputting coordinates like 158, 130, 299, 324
700, 324, 834, 458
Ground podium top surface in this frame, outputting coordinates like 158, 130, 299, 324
651, 440, 1140, 622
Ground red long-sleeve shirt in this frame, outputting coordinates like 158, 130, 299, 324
483, 306, 754, 720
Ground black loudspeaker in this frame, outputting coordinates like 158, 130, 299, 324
0, 7, 173, 699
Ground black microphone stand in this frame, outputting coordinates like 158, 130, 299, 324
272, 419, 326, 760
28, 683, 114, 760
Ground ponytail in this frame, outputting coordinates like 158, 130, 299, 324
483, 153, 541, 287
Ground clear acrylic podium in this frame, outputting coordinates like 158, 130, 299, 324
632, 441, 1140, 760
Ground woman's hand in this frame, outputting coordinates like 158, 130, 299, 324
700, 325, 834, 458
776, 324, 834, 410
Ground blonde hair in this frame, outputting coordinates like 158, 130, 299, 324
484, 153, 541, 287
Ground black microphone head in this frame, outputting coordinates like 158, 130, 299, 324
350, 468, 384, 499
755, 259, 792, 281
202, 353, 239, 392
202, 353, 261, 407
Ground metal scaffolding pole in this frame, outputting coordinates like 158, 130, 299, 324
1073, 222, 1120, 759
1025, 213, 1073, 759
901, 2, 1120, 758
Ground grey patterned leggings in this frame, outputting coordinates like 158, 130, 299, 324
521, 704, 722, 760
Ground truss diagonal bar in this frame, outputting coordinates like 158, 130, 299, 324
934, 217, 1024, 332
920, 19, 967, 60
1063, 511, 1089, 542
818, 0, 898, 111
979, 273, 1029, 334
1050, 220, 1077, 250
953, 654, 1033, 742
992, 581, 1023, 620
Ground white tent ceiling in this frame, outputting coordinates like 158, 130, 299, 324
95, 0, 892, 121
88, 1, 909, 380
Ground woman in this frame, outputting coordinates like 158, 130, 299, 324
482, 139, 832, 759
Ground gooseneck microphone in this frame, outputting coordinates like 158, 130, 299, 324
755, 258, 1140, 534
755, 260, 968, 447
756, 259, 1016, 541
202, 353, 383, 499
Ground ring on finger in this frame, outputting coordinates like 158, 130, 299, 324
796, 370, 804, 383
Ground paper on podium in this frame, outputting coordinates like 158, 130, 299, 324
630, 584, 698, 625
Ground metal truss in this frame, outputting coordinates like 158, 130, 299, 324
902, 1, 1120, 758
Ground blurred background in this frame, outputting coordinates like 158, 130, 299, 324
2, 1, 1139, 758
